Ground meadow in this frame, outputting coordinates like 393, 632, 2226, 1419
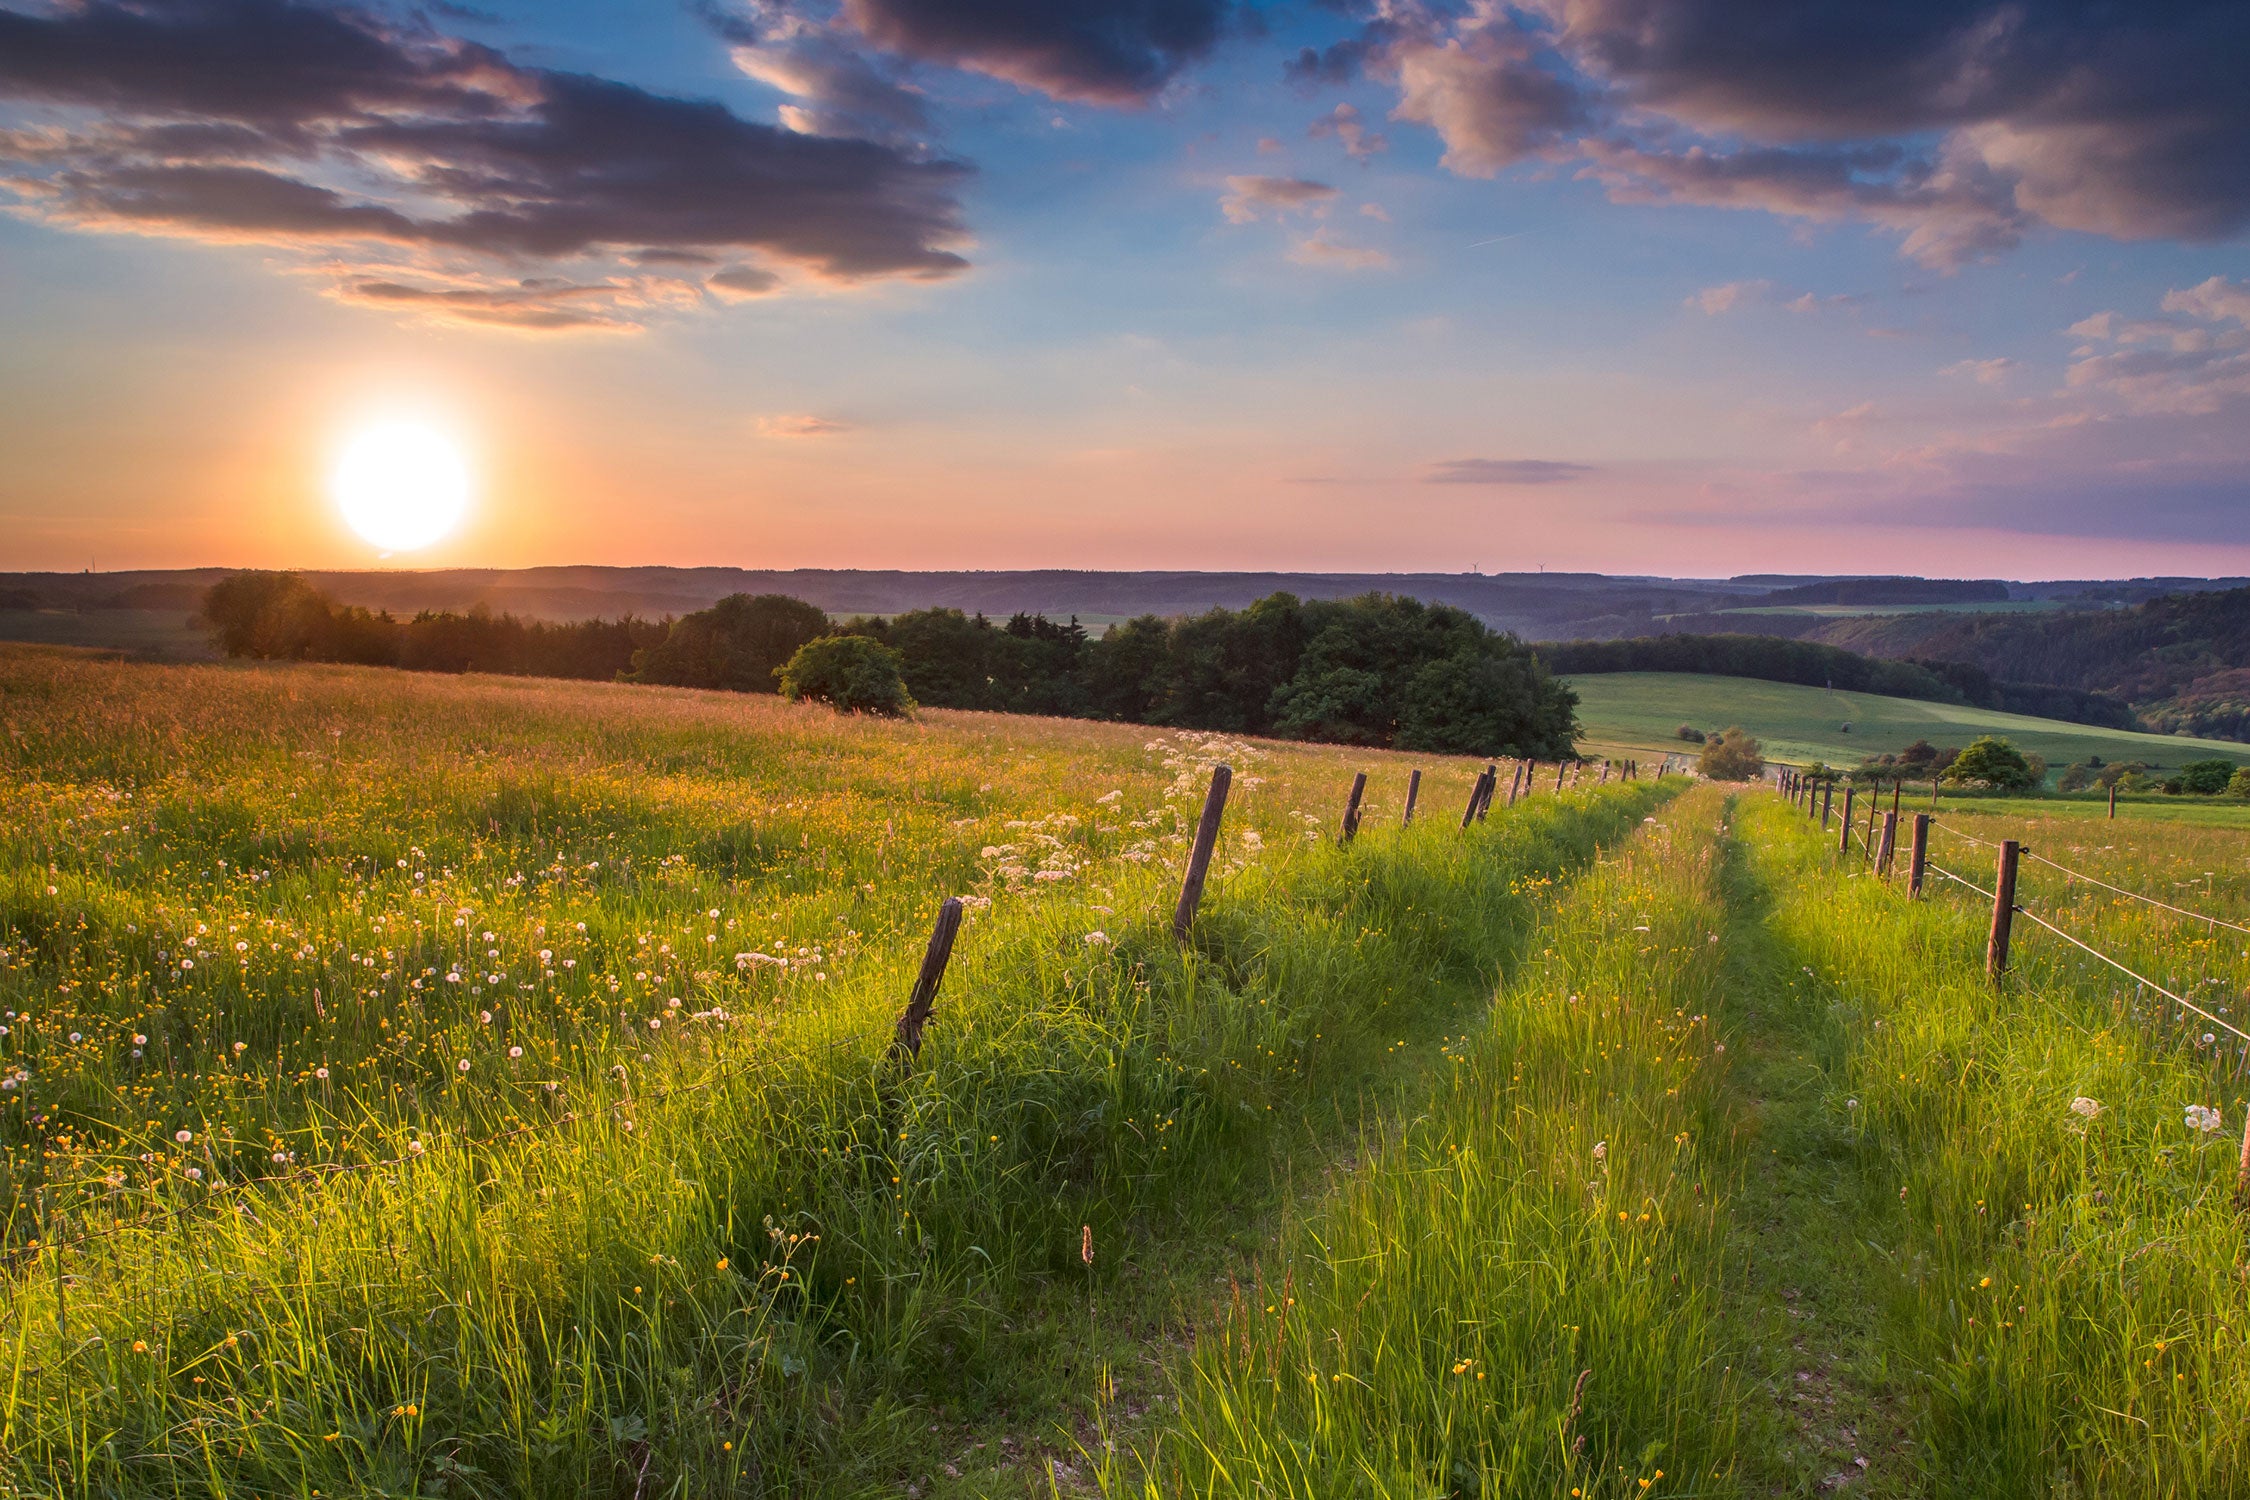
0, 645, 1662, 1497
1566, 670, 2250, 775
10, 644, 2250, 1498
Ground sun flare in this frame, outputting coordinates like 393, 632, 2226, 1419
332, 420, 472, 553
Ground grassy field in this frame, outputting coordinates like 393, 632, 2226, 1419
1566, 670, 2250, 775
1710, 601, 2064, 619
0, 645, 1665, 1497
0, 608, 213, 661
12, 645, 2250, 1497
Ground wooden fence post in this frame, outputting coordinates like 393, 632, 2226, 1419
1863, 799, 1880, 865
1460, 767, 1490, 828
1554, 761, 1566, 792
1475, 763, 1498, 822
1838, 786, 1856, 853
1600, 760, 1611, 785
1507, 761, 1524, 807
1877, 810, 1898, 876
2108, 782, 2117, 820
1820, 782, 1832, 829
1907, 813, 1929, 896
1173, 764, 1232, 942
1402, 768, 1421, 827
1987, 839, 2021, 983
891, 897, 964, 1064
1340, 771, 1367, 843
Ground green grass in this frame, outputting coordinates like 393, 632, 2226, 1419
0, 609, 213, 660
1710, 601, 2064, 619
1566, 671, 2250, 776
0, 644, 1669, 1497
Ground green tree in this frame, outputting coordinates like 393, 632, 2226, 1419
2178, 758, 2237, 795
2228, 768, 2250, 799
1696, 727, 1763, 781
629, 594, 829, 692
776, 635, 914, 715
1942, 735, 2040, 790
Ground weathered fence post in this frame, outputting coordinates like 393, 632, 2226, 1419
1173, 764, 1232, 942
891, 897, 964, 1064
1863, 799, 1880, 865
2108, 782, 2117, 820
1877, 809, 1898, 876
1460, 767, 1490, 828
1475, 763, 1498, 821
1838, 786, 1856, 853
1907, 813, 1930, 896
1600, 760, 1611, 785
1820, 782, 1833, 829
1340, 771, 1367, 843
1506, 761, 1523, 807
1554, 761, 1566, 792
1402, 768, 1421, 827
1987, 838, 2021, 983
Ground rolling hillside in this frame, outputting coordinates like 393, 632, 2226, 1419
1566, 671, 2250, 774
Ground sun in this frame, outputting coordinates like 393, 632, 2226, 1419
332, 420, 472, 553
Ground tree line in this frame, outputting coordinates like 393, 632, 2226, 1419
199, 573, 1581, 758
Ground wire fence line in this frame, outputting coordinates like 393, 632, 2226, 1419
1790, 792, 2250, 1072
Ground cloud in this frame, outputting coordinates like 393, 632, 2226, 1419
1220, 174, 1337, 223
2163, 276, 2250, 328
834, 0, 1232, 105
1424, 458, 1592, 484
1294, 0, 2250, 266
708, 265, 783, 299
1687, 279, 1772, 314
1387, 11, 1594, 177
1943, 357, 2017, 385
0, 0, 971, 330
758, 412, 853, 436
1286, 231, 1389, 269
1308, 102, 1385, 159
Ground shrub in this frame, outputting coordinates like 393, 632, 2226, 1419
2056, 760, 2096, 792
1941, 735, 2041, 790
1675, 724, 1706, 743
2228, 768, 2250, 799
777, 635, 915, 715
1696, 726, 1764, 781
2177, 758, 2236, 796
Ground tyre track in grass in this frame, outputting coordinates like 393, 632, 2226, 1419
1708, 798, 1920, 1496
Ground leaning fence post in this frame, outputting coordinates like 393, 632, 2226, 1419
1340, 771, 1367, 843
1838, 786, 1856, 853
1402, 768, 1421, 827
1877, 809, 1898, 876
1475, 763, 1498, 822
1508, 761, 1524, 806
1987, 838, 2021, 982
1863, 799, 1880, 865
891, 897, 964, 1064
1600, 760, 1611, 785
1461, 767, 1490, 828
1907, 813, 1929, 896
1173, 764, 1232, 942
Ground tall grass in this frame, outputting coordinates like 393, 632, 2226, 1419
1744, 793, 2250, 1495
1123, 784, 1738, 1498
0, 647, 1668, 1496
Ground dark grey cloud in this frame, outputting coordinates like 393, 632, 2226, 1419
1297, 0, 2250, 263
1425, 458, 1594, 484
0, 0, 971, 328
698, 1, 931, 145
837, 0, 1231, 104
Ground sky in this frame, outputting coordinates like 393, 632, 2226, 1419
1, 0, 2247, 579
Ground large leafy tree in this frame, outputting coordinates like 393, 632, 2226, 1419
629, 594, 830, 692
1942, 735, 2041, 790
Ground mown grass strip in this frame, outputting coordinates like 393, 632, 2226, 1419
1120, 784, 1738, 1499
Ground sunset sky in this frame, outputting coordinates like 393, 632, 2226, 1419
2, 0, 2246, 578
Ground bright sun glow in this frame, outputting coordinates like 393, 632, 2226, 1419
332, 420, 472, 552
